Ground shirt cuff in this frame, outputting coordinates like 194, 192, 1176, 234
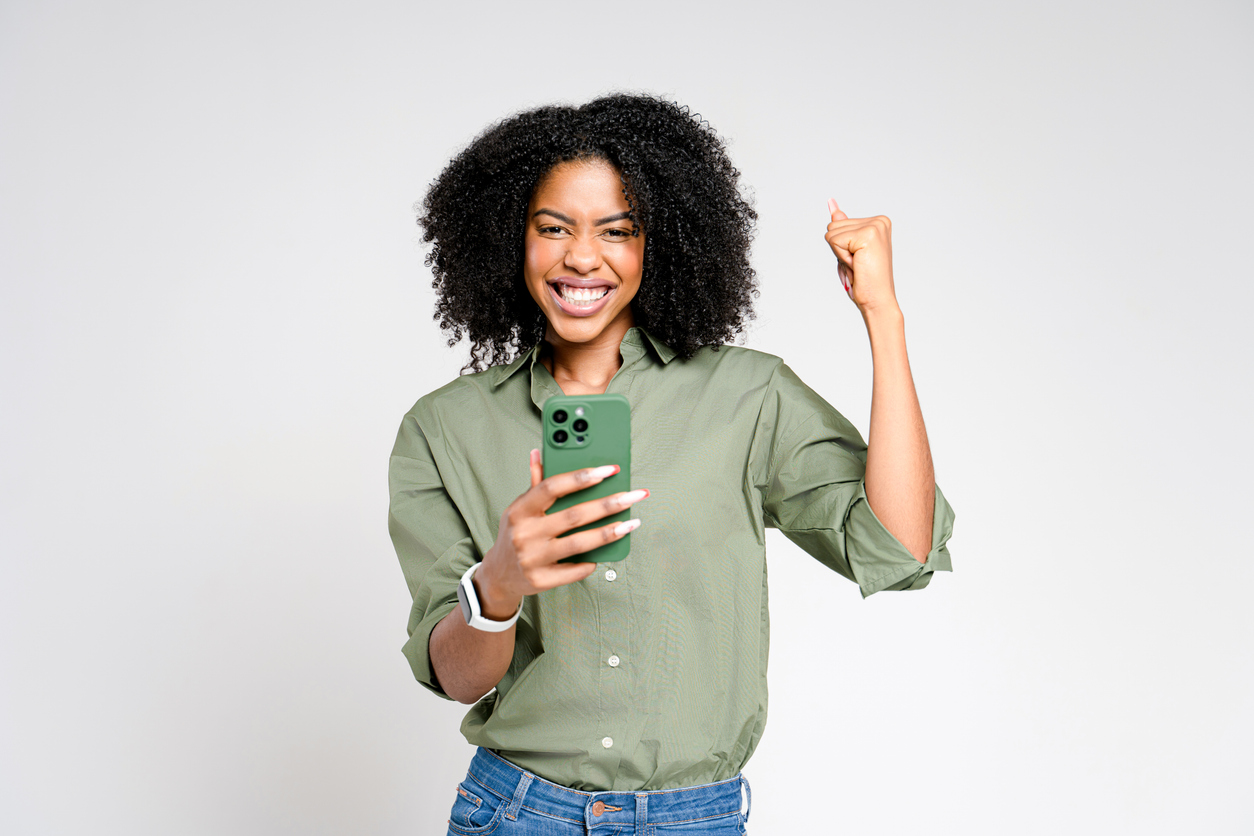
845, 480, 955, 598
402, 600, 461, 701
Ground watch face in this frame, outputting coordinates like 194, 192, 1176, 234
457, 579, 473, 623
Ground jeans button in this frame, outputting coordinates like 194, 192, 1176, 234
592, 801, 606, 816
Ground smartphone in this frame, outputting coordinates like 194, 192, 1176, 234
542, 393, 632, 564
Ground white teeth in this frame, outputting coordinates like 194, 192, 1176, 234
557, 285, 609, 306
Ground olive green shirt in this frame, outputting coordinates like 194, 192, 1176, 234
389, 327, 954, 791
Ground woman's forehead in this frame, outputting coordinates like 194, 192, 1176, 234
530, 159, 629, 212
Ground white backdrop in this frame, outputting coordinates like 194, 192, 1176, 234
2, 1, 1251, 834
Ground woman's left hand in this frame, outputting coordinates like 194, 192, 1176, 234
825, 199, 900, 315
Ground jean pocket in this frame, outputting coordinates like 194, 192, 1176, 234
651, 811, 744, 835
447, 776, 505, 834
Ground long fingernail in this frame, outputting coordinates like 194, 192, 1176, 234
615, 519, 641, 536
589, 465, 620, 480
620, 489, 649, 506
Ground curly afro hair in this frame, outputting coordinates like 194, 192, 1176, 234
417, 92, 758, 373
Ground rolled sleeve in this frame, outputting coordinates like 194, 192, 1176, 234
389, 417, 481, 700
843, 479, 954, 597
758, 362, 955, 598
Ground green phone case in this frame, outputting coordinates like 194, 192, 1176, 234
542, 393, 632, 564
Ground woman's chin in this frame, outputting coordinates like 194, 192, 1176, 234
546, 321, 606, 346
545, 310, 633, 348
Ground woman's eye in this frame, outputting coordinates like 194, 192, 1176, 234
538, 225, 565, 235
604, 228, 631, 239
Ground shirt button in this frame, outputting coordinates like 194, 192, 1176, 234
605, 569, 617, 582
602, 736, 614, 748
607, 655, 620, 667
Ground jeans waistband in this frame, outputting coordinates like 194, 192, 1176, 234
464, 747, 750, 827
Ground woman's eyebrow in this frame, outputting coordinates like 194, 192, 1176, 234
532, 209, 575, 224
532, 209, 632, 226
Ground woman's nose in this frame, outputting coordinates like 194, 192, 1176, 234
563, 238, 602, 273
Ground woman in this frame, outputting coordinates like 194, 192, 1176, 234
389, 93, 954, 835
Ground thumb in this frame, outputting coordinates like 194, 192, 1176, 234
828, 197, 848, 221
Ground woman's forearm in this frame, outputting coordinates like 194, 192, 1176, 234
429, 593, 517, 705
862, 307, 935, 562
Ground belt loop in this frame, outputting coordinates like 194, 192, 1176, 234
504, 771, 533, 821
635, 792, 648, 831
739, 774, 751, 822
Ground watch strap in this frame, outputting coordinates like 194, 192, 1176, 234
458, 563, 523, 632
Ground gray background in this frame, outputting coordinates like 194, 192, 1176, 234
2, 1, 1250, 833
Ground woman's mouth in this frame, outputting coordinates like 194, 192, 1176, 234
548, 281, 615, 316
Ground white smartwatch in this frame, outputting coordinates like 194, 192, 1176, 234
457, 563, 523, 632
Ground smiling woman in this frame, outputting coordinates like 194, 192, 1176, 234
392, 92, 956, 836
524, 160, 645, 392
416, 94, 758, 373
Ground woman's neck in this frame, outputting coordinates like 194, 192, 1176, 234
542, 320, 632, 396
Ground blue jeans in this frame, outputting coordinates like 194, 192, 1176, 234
445, 748, 751, 835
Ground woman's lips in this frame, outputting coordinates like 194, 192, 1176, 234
548, 281, 616, 317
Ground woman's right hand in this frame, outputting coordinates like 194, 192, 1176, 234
473, 449, 647, 619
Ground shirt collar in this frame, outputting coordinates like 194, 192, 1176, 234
489, 326, 676, 388
627, 326, 678, 365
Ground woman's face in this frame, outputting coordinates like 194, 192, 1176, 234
524, 159, 644, 349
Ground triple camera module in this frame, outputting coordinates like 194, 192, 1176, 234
550, 408, 589, 446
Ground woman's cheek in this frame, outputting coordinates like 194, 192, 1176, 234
522, 240, 551, 303
525, 239, 556, 279
619, 242, 645, 289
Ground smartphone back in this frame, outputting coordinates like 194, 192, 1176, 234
542, 393, 631, 564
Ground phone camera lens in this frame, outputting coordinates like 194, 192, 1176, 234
572, 418, 588, 432
552, 410, 568, 424
553, 429, 568, 444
